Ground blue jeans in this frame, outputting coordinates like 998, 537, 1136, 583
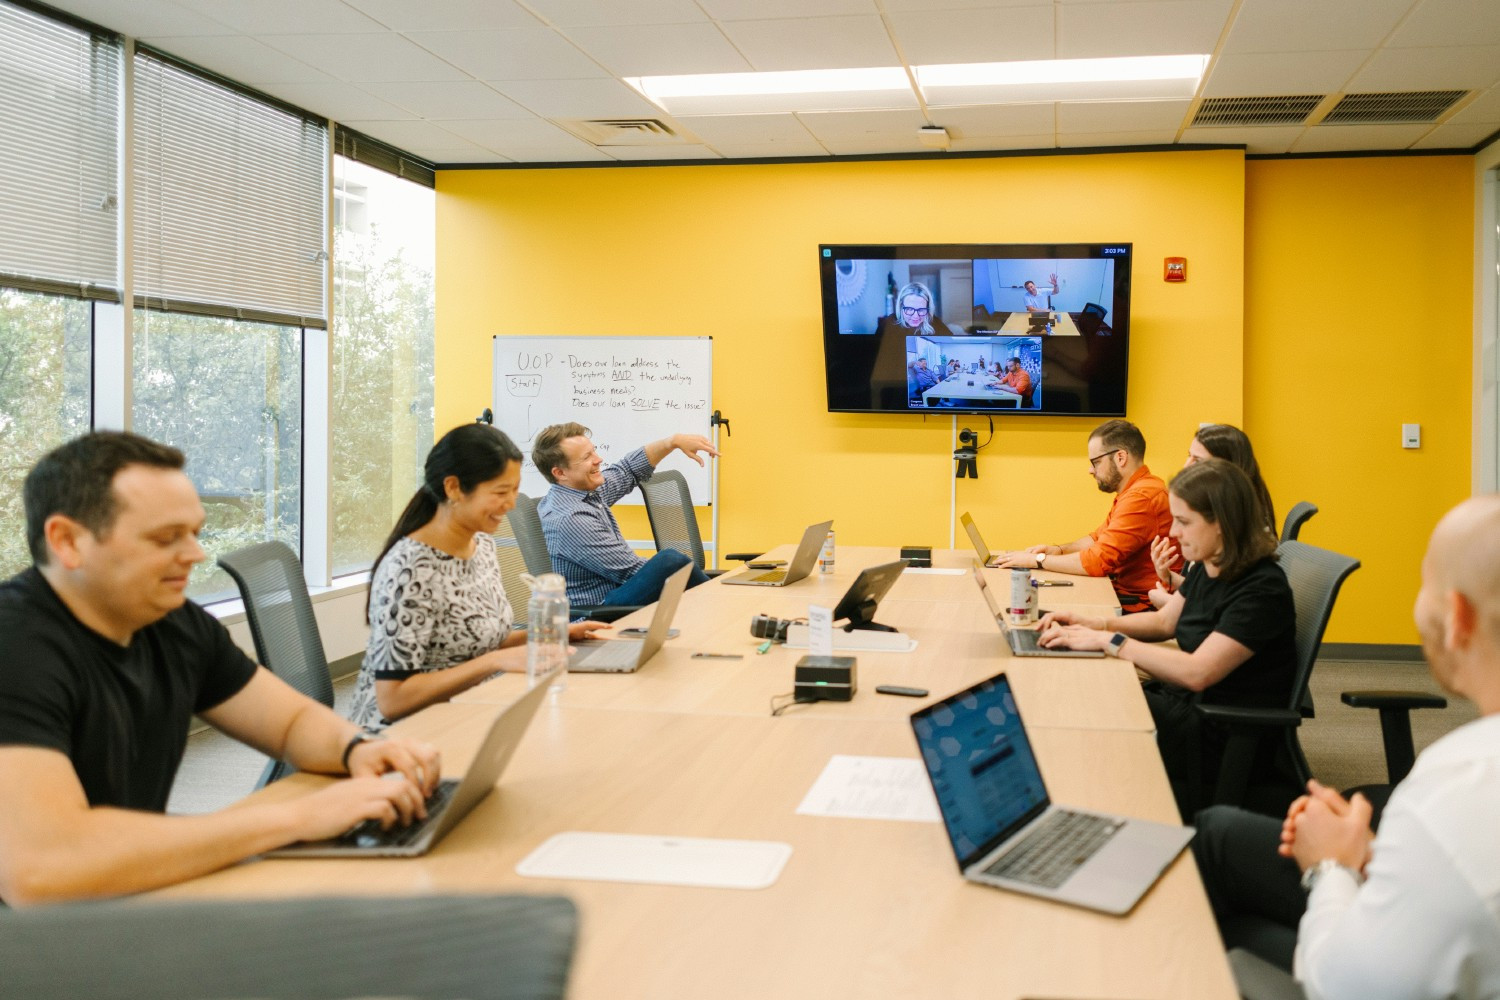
599, 550, 709, 606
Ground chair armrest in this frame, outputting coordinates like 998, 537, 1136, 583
1196, 704, 1303, 729
724, 551, 763, 563
575, 604, 645, 624
1340, 690, 1448, 711
1228, 948, 1305, 1000
704, 569, 729, 578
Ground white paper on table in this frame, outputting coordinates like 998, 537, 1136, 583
901, 567, 966, 576
807, 603, 833, 657
516, 832, 792, 890
795, 755, 941, 823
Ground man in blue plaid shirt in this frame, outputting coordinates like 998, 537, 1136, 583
534, 422, 716, 608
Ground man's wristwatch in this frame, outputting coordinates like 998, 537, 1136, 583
1104, 632, 1127, 657
1300, 858, 1364, 893
1035, 551, 1047, 568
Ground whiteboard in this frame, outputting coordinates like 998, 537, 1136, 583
492, 336, 713, 505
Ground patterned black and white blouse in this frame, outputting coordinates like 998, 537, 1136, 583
348, 535, 513, 731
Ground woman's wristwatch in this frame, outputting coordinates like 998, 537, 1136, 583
1104, 632, 1128, 657
341, 730, 385, 773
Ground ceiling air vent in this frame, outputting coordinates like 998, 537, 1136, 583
1192, 96, 1324, 127
1320, 90, 1467, 125
556, 118, 686, 147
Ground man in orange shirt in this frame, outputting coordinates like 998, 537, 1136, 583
991, 356, 1033, 406
997, 419, 1174, 612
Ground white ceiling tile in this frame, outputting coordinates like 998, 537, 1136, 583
886, 7, 1055, 65
1058, 1, 1231, 59
40, 0, 233, 37
1222, 0, 1412, 55
338, 119, 476, 147
1389, 0, 1500, 49
698, 0, 876, 19
258, 32, 469, 81
822, 135, 942, 154
1452, 85, 1500, 124
504, 142, 616, 162
523, 0, 710, 27
404, 28, 606, 80
1411, 122, 1500, 148
563, 22, 752, 76
719, 16, 898, 71
882, 0, 1044, 9
1058, 99, 1191, 132
1055, 128, 1177, 147
604, 144, 723, 160
674, 114, 818, 143
1289, 123, 1431, 152
928, 103, 1056, 138
948, 134, 1057, 152
489, 78, 663, 118
437, 118, 575, 148
796, 108, 930, 141
707, 140, 832, 158
344, 0, 540, 32
1347, 45, 1500, 92
1202, 50, 1365, 97
172, 0, 385, 34
145, 35, 335, 85
362, 81, 533, 119
256, 81, 417, 120
408, 140, 511, 163
1178, 124, 1303, 153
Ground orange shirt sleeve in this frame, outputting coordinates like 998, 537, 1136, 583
1079, 482, 1165, 579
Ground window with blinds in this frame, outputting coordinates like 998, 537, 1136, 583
0, 1, 120, 300
132, 49, 329, 328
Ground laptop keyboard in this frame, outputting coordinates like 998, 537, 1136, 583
982, 810, 1123, 889
342, 778, 460, 848
573, 640, 641, 669
749, 569, 787, 584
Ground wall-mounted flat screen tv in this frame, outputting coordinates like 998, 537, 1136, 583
818, 243, 1132, 416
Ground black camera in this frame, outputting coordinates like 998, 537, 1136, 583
749, 614, 796, 643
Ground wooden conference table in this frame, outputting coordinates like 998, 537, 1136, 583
921, 373, 1024, 408
999, 310, 1083, 336
159, 546, 1236, 1000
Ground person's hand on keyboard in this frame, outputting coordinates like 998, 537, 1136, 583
346, 734, 442, 799
284, 771, 431, 844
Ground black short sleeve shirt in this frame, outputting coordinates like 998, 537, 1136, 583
1175, 557, 1297, 707
0, 568, 258, 812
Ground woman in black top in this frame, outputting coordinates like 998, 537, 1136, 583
1038, 458, 1297, 818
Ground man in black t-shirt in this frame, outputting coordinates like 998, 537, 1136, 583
0, 432, 442, 906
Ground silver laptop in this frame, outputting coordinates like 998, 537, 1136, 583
960, 511, 1002, 568
722, 520, 833, 587
911, 672, 1192, 914
269, 669, 556, 858
569, 563, 690, 673
971, 563, 1103, 658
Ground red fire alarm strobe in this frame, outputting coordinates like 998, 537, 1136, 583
1164, 257, 1187, 282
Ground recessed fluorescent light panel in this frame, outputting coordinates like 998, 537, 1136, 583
916, 55, 1210, 107
625, 67, 918, 116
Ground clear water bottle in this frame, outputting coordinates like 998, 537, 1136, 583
819, 529, 836, 575
522, 572, 569, 691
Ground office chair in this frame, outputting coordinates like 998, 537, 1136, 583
1076, 301, 1108, 335
1280, 501, 1318, 542
641, 470, 743, 576
0, 894, 578, 1000
217, 541, 334, 788
1199, 540, 1360, 813
1339, 688, 1448, 785
1227, 948, 1306, 1000
509, 493, 640, 623
493, 505, 536, 628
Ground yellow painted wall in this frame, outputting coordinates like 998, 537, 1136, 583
1244, 156, 1474, 644
436, 149, 1245, 575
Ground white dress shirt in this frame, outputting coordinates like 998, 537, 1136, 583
1295, 713, 1500, 999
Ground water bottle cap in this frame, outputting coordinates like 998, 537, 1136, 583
521, 572, 567, 594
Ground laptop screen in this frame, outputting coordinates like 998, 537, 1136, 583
960, 512, 990, 563
910, 673, 1050, 869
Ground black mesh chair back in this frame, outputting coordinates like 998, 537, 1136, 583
1278, 539, 1361, 779
217, 542, 333, 787
1280, 501, 1319, 542
0, 894, 579, 1000
509, 493, 558, 577
641, 470, 704, 569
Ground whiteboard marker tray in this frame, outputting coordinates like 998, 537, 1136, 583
517, 832, 792, 890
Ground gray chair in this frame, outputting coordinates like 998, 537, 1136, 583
0, 894, 578, 1000
217, 541, 333, 788
1280, 501, 1318, 542
508, 492, 639, 623
641, 469, 726, 576
493, 501, 538, 628
1199, 540, 1360, 811
1228, 947, 1305, 1000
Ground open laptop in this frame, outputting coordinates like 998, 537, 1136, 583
568, 562, 690, 673
960, 511, 1002, 568
722, 520, 833, 587
971, 562, 1104, 658
911, 672, 1192, 914
269, 669, 556, 858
